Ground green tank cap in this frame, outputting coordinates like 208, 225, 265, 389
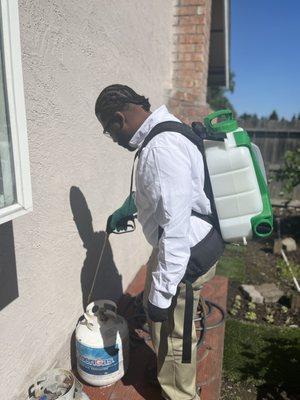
204, 109, 238, 134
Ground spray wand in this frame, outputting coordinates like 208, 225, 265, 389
87, 214, 137, 305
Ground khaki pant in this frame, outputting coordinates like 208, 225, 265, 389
143, 248, 217, 400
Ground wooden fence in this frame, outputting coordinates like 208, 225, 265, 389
247, 128, 300, 201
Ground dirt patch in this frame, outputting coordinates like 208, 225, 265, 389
221, 376, 257, 400
225, 208, 300, 327
226, 237, 300, 327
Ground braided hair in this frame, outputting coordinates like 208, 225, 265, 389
95, 84, 151, 122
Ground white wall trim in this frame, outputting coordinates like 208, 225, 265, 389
224, 0, 230, 89
0, 0, 32, 224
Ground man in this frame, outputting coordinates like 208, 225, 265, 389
95, 84, 218, 400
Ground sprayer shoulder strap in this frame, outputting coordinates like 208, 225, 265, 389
136, 121, 205, 193
137, 121, 203, 156
136, 121, 221, 233
133, 120, 204, 195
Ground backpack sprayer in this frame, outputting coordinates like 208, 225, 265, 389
202, 109, 273, 244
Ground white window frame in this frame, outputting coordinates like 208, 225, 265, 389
0, 0, 32, 225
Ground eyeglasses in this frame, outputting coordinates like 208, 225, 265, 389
103, 116, 115, 139
103, 113, 124, 139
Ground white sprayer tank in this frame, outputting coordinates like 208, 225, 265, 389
76, 300, 129, 387
204, 130, 264, 242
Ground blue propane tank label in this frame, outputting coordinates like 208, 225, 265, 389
76, 341, 119, 375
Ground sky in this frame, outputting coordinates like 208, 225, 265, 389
227, 0, 300, 119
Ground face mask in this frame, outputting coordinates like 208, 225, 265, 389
116, 131, 136, 152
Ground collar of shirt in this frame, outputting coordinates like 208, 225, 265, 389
129, 105, 180, 149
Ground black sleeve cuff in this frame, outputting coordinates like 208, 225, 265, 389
147, 300, 169, 322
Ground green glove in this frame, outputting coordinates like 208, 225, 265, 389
106, 192, 137, 234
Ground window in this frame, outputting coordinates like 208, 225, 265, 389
0, 37, 16, 209
0, 0, 32, 225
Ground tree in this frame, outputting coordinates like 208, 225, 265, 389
240, 113, 258, 121
207, 71, 236, 115
269, 110, 279, 120
239, 113, 252, 120
274, 148, 300, 198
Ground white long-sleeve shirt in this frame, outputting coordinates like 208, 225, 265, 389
129, 105, 212, 308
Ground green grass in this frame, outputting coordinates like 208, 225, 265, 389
216, 244, 247, 281
223, 319, 300, 388
225, 244, 247, 254
216, 254, 246, 282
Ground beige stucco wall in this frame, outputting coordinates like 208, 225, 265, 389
0, 1, 173, 398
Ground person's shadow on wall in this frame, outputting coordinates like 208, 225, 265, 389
69, 186, 123, 367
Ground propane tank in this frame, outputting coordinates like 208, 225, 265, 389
76, 300, 129, 387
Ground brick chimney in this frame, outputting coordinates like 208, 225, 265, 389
168, 0, 212, 123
